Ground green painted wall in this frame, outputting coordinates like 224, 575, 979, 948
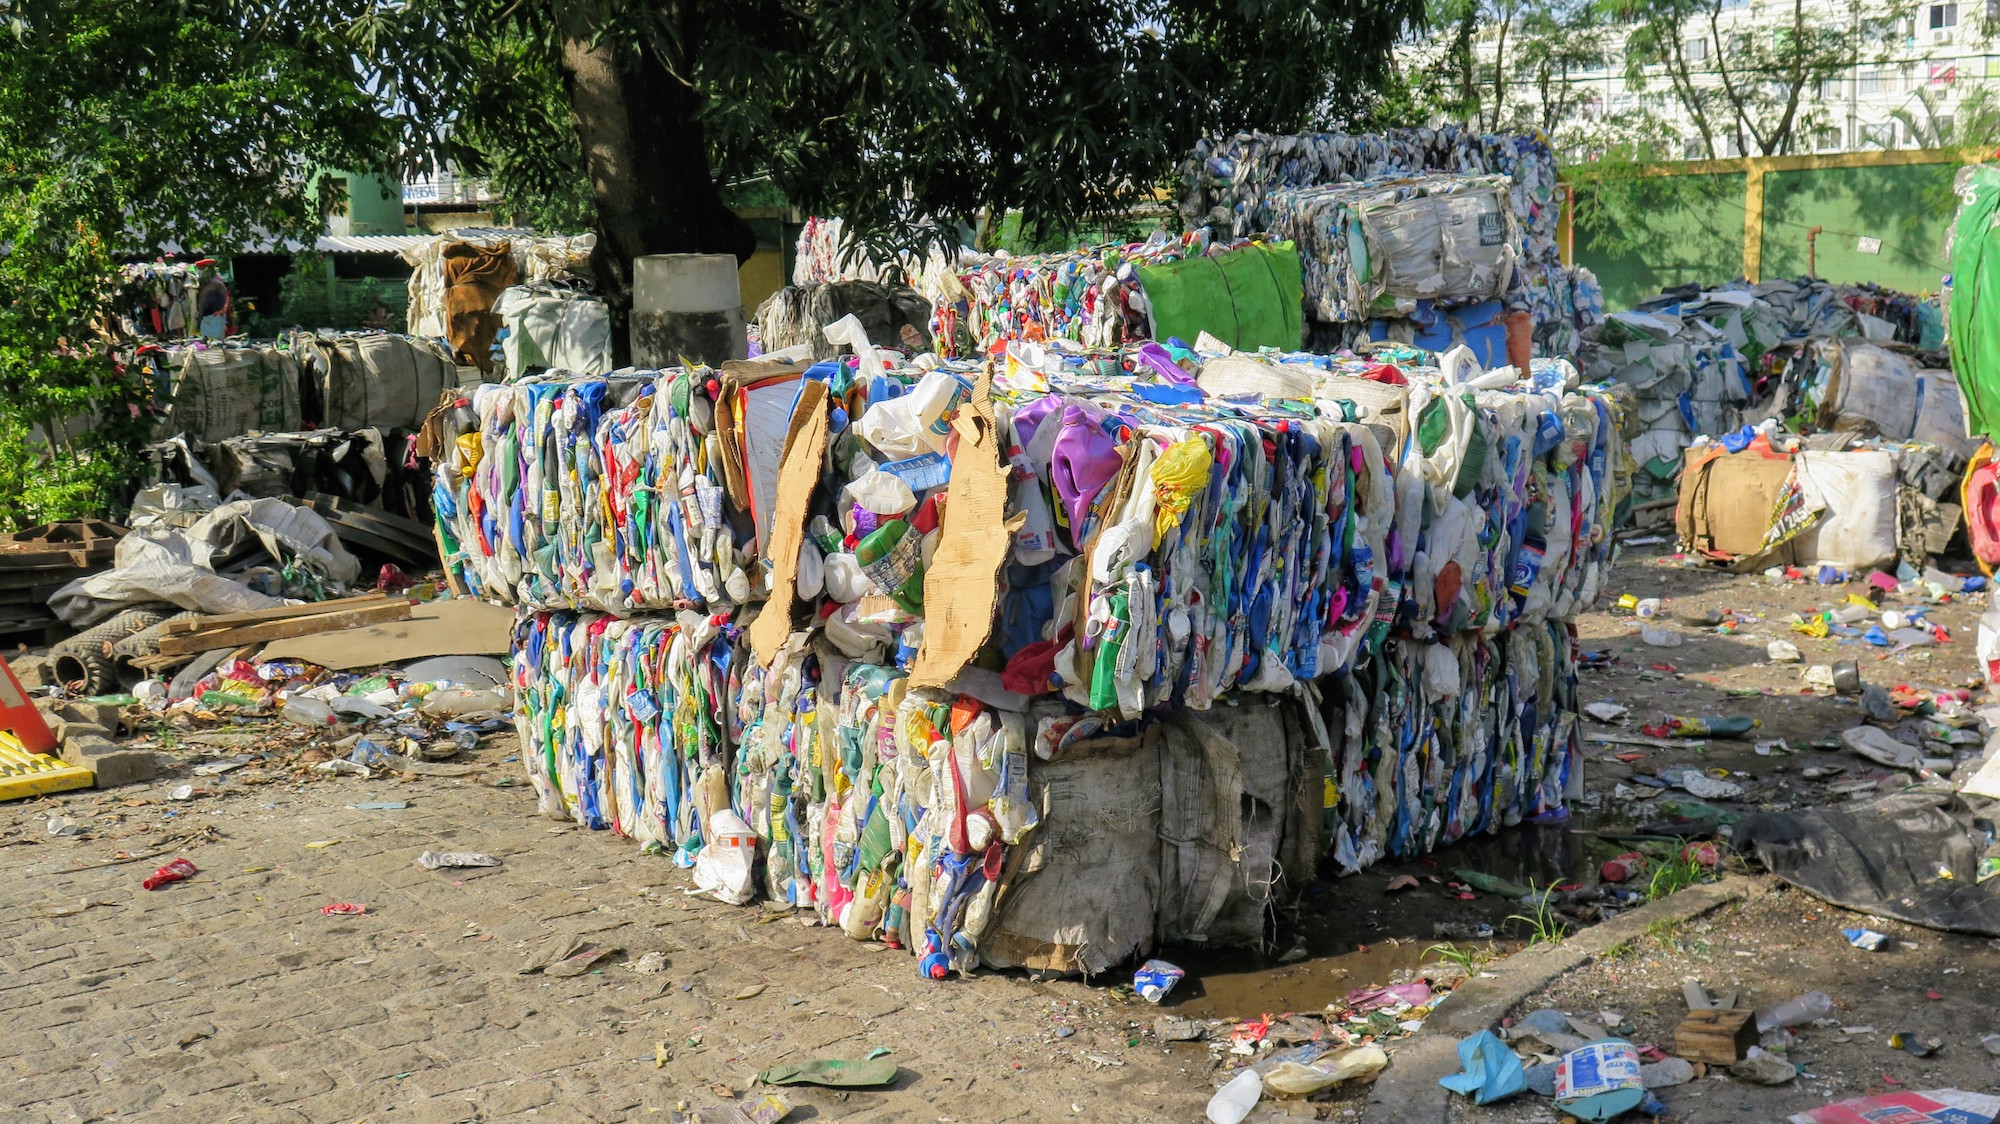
1760, 163, 1954, 294
1574, 173, 1746, 311
1576, 161, 1959, 311
317, 170, 405, 235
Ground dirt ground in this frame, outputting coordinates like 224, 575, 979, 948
1476, 885, 2000, 1123
2, 541, 1994, 1122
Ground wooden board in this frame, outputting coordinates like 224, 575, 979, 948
156, 601, 412, 657
1674, 1008, 1756, 1064
160, 592, 391, 635
255, 598, 512, 670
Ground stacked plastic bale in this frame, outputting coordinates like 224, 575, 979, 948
1574, 307, 1753, 514
431, 343, 1621, 976
1267, 174, 1523, 364
922, 232, 1302, 358
1181, 128, 1602, 359
1303, 352, 1617, 872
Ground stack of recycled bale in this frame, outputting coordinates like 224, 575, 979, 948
919, 231, 1304, 359
432, 338, 1621, 976
1180, 127, 1602, 360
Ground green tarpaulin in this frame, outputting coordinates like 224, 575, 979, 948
1138, 241, 1303, 351
1949, 164, 2000, 439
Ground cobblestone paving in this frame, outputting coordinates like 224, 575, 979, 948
1, 735, 1213, 1122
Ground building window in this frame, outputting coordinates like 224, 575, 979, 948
1860, 121, 1898, 148
1931, 62, 1959, 84
1932, 2, 1959, 28
1684, 137, 1707, 159
1859, 69, 1884, 93
1685, 37, 1709, 61
1816, 127, 1843, 151
1939, 114, 1956, 139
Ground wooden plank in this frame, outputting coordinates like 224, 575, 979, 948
156, 601, 412, 656
160, 592, 391, 636
1585, 733, 1709, 751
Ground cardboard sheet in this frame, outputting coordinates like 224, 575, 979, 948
716, 360, 806, 552
748, 382, 828, 668
911, 373, 1022, 688
255, 598, 513, 670
1789, 1090, 2000, 1124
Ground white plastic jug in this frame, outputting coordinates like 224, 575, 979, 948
1205, 1068, 1262, 1124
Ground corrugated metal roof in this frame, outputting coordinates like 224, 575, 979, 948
315, 227, 543, 254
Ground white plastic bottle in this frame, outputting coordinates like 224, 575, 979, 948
1205, 1068, 1263, 1124
281, 696, 336, 727
1755, 990, 1832, 1031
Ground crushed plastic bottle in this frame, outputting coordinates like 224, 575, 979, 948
1667, 716, 1758, 738
1755, 990, 1832, 1032
281, 696, 337, 728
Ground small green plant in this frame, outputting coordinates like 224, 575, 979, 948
1426, 942, 1477, 974
1506, 882, 1568, 949
1644, 916, 1683, 944
1647, 855, 1707, 901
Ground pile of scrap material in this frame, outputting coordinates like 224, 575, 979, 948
1179, 127, 1601, 360
431, 340, 1622, 973
755, 281, 934, 361
0, 521, 121, 643
50, 488, 360, 630
1676, 425, 1968, 574
1579, 279, 1948, 517
142, 424, 440, 547
401, 231, 598, 375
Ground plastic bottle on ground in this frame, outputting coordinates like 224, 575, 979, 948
419, 688, 511, 716
281, 696, 336, 727
1755, 990, 1832, 1032
1668, 716, 1758, 738
1205, 1068, 1263, 1124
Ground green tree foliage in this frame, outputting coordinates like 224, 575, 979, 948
1370, 0, 1606, 144
374, 0, 1426, 316
0, 0, 396, 528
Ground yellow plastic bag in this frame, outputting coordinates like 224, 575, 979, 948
1150, 439, 1213, 548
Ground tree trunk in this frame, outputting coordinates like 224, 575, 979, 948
560, 36, 755, 365
1454, 3, 1480, 121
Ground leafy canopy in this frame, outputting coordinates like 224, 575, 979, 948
406, 0, 1428, 257
0, 0, 398, 527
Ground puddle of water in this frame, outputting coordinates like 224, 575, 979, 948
1160, 940, 1462, 1019
1436, 818, 1597, 890
1148, 821, 1605, 1020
